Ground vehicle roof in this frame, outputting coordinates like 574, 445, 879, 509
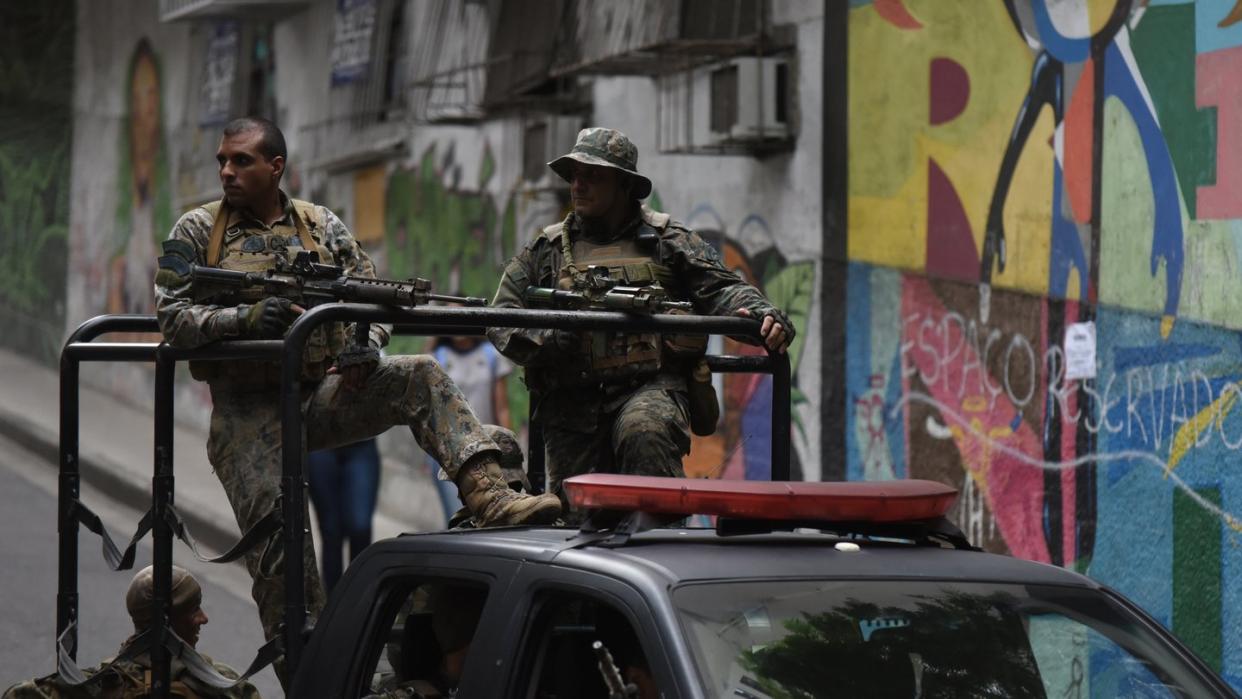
379, 526, 1098, 589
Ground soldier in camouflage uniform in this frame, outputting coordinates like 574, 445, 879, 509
153, 118, 561, 671
488, 128, 794, 511
2, 566, 260, 699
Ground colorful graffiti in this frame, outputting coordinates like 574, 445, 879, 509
382, 141, 529, 435
110, 38, 174, 319
681, 204, 815, 482
384, 142, 516, 325
0, 0, 74, 362
848, 0, 1242, 687
847, 264, 1241, 679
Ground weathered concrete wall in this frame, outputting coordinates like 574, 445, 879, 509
847, 0, 1242, 687
0, 2, 75, 364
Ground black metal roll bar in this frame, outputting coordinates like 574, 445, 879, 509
58, 306, 791, 694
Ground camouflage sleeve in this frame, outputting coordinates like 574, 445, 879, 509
319, 207, 391, 350
664, 226, 795, 334
486, 241, 564, 367
155, 208, 245, 348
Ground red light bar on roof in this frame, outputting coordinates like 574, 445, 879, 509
563, 475, 958, 523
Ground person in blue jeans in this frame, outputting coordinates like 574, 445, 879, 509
307, 438, 381, 592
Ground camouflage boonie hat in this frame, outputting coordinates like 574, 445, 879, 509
548, 127, 653, 200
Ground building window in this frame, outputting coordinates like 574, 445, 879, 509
380, 0, 407, 119
246, 23, 276, 119
523, 122, 548, 182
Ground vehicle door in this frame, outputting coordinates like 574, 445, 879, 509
292, 547, 524, 698
493, 565, 691, 699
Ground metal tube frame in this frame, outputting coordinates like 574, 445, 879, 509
58, 305, 792, 691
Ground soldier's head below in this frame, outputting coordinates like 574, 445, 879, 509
125, 565, 209, 648
216, 115, 287, 214
549, 127, 652, 222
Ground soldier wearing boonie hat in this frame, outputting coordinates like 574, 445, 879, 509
488, 127, 795, 516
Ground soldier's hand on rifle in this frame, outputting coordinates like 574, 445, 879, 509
328, 344, 379, 390
735, 307, 793, 354
240, 297, 304, 339
549, 328, 581, 354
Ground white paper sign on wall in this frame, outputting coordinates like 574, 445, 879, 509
1064, 321, 1097, 381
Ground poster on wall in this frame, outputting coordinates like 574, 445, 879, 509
330, 0, 377, 85
200, 20, 238, 127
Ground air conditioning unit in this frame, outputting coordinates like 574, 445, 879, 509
707, 56, 790, 144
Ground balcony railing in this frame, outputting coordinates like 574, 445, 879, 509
158, 0, 309, 23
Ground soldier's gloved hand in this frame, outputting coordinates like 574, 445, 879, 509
548, 329, 581, 355
735, 306, 795, 354
240, 297, 304, 339
328, 343, 379, 391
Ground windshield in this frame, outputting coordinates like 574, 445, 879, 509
673, 579, 1220, 699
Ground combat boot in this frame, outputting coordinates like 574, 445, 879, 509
456, 458, 561, 526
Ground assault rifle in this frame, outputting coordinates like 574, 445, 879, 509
159, 241, 487, 308
524, 267, 690, 314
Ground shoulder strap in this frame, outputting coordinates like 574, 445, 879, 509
204, 201, 227, 267
289, 198, 320, 243
539, 220, 566, 242
640, 205, 671, 230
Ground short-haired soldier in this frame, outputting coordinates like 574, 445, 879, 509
153, 117, 561, 683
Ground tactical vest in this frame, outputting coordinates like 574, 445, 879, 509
21, 666, 206, 699
533, 210, 705, 389
188, 198, 348, 384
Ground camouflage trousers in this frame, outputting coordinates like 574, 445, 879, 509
542, 384, 690, 511
207, 355, 497, 651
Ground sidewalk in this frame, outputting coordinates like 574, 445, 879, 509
0, 347, 440, 562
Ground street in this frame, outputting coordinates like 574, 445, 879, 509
0, 432, 283, 697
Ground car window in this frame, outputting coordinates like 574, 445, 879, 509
1027, 614, 1177, 698
357, 577, 490, 699
514, 591, 659, 699
673, 580, 1214, 699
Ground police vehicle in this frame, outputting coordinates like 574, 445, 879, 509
57, 307, 1239, 698
294, 474, 1238, 698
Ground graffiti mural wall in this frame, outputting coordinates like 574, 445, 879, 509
680, 205, 816, 482
0, 1, 75, 363
847, 0, 1242, 687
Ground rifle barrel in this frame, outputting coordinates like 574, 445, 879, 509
428, 293, 488, 307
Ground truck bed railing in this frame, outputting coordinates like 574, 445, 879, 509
57, 306, 791, 695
